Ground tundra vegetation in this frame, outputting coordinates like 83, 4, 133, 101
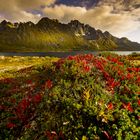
0, 53, 140, 139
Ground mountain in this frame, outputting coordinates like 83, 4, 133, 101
0, 17, 140, 52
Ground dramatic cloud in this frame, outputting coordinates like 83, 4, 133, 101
56, 0, 98, 8
43, 5, 86, 22
56, 0, 140, 9
43, 4, 140, 38
16, 0, 56, 9
0, 0, 55, 22
98, 0, 140, 7
0, 0, 140, 42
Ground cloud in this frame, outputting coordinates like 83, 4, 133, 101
98, 0, 140, 9
0, 0, 55, 22
0, 0, 139, 42
56, 0, 98, 8
43, 5, 86, 22
43, 4, 140, 38
16, 0, 56, 10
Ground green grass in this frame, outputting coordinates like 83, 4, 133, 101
0, 29, 118, 52
0, 56, 59, 79
0, 53, 139, 79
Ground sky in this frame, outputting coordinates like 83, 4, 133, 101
0, 0, 140, 43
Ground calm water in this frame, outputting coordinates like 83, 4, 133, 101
0, 51, 139, 58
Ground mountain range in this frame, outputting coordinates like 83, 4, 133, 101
0, 17, 140, 52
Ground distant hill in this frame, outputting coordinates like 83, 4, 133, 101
0, 17, 140, 52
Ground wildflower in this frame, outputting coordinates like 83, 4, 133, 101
107, 78, 120, 91
59, 131, 65, 139
18, 98, 30, 111
126, 73, 133, 80
10, 98, 16, 103
45, 80, 53, 89
121, 75, 125, 80
7, 122, 16, 129
137, 76, 140, 83
123, 102, 133, 112
107, 102, 113, 110
27, 80, 32, 85
0, 105, 5, 110
55, 59, 64, 69
103, 71, 109, 79
127, 67, 140, 72
83, 65, 90, 72
67, 56, 74, 60
45, 131, 57, 140
118, 62, 123, 65
138, 99, 140, 106
25, 124, 31, 129
95, 60, 104, 70
103, 131, 113, 140
33, 94, 42, 104
82, 60, 87, 66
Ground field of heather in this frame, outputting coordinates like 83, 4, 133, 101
0, 53, 140, 140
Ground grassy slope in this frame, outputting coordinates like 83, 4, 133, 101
0, 28, 118, 52
0, 53, 139, 79
0, 29, 91, 52
0, 56, 59, 79
0, 53, 140, 139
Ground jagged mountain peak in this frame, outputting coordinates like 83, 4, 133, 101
0, 20, 15, 30
38, 17, 53, 23
1, 20, 8, 25
37, 17, 59, 25
0, 20, 12, 26
68, 20, 83, 25
0, 17, 139, 51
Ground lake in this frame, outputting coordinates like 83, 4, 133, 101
0, 51, 139, 58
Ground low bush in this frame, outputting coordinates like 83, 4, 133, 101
0, 54, 140, 139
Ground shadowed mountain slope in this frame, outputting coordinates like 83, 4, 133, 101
0, 17, 140, 52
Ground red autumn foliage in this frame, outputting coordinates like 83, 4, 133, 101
122, 103, 133, 112
67, 55, 74, 60
127, 67, 140, 72
45, 80, 53, 89
0, 105, 6, 110
103, 131, 113, 140
0, 54, 139, 139
7, 122, 16, 129
27, 80, 33, 85
33, 94, 42, 104
45, 131, 57, 140
138, 99, 140, 106
18, 98, 30, 111
107, 102, 113, 110
107, 78, 120, 89
126, 73, 133, 80
45, 131, 64, 140
83, 65, 90, 72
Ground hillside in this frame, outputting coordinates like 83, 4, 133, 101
0, 17, 140, 52
0, 53, 140, 139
